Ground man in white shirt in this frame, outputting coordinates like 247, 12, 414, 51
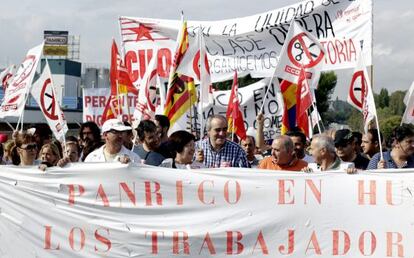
84, 119, 141, 164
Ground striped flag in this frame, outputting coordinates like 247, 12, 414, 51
163, 21, 197, 127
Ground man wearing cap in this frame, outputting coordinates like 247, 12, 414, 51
334, 129, 369, 170
84, 119, 141, 164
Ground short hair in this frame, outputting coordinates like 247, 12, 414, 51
392, 124, 414, 143
274, 135, 294, 153
137, 120, 157, 141
168, 130, 195, 154
79, 121, 101, 142
241, 135, 256, 146
155, 115, 170, 130
352, 131, 363, 145
366, 129, 382, 144
206, 115, 227, 132
65, 135, 79, 143
312, 134, 336, 154
286, 130, 306, 144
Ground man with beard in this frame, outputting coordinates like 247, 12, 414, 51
134, 119, 166, 166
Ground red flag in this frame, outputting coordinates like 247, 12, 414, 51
296, 66, 313, 118
226, 71, 246, 140
110, 40, 137, 95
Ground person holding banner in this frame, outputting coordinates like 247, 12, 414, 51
361, 129, 382, 160
367, 124, 414, 169
258, 135, 307, 171
196, 115, 249, 168
160, 130, 204, 169
38, 143, 61, 171
84, 119, 141, 164
134, 120, 166, 166
79, 121, 103, 162
334, 129, 369, 170
10, 132, 39, 166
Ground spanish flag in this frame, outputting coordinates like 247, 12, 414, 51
226, 71, 246, 140
163, 21, 197, 127
280, 79, 309, 137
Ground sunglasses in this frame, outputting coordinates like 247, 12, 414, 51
335, 142, 350, 148
108, 129, 123, 135
20, 143, 37, 151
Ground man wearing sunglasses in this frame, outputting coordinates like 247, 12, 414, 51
334, 129, 369, 170
84, 119, 141, 164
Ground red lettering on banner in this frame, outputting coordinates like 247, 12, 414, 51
358, 180, 377, 205
176, 180, 183, 205
198, 180, 215, 205
305, 179, 322, 204
359, 231, 377, 255
125, 48, 172, 84
224, 180, 241, 204
69, 227, 86, 251
332, 230, 350, 255
68, 184, 85, 206
119, 182, 136, 206
226, 231, 244, 254
44, 226, 60, 250
278, 179, 295, 204
94, 228, 112, 253
199, 233, 216, 254
386, 232, 404, 257
252, 230, 269, 254
145, 181, 163, 206
95, 184, 110, 207
84, 96, 91, 107
173, 231, 190, 254
278, 230, 295, 255
305, 231, 321, 255
320, 38, 357, 65
386, 180, 403, 206
145, 231, 165, 254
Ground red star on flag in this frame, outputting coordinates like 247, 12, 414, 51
128, 24, 154, 41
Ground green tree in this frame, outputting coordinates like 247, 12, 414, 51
347, 109, 363, 131
315, 71, 337, 122
379, 115, 402, 144
377, 88, 389, 108
388, 90, 406, 116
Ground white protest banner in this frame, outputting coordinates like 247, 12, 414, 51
0, 43, 44, 118
82, 88, 138, 127
31, 61, 68, 141
0, 64, 16, 91
120, 0, 372, 86
274, 20, 325, 88
0, 163, 413, 257
401, 81, 414, 125
196, 79, 283, 140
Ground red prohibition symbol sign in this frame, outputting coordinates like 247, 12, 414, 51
349, 71, 366, 109
40, 78, 59, 120
287, 32, 324, 69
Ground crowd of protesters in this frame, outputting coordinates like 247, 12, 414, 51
1, 113, 414, 172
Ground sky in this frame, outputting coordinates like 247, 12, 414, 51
0, 0, 413, 99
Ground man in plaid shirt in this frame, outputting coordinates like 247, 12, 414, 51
196, 115, 249, 168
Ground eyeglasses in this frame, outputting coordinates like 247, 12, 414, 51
20, 143, 37, 151
108, 129, 122, 135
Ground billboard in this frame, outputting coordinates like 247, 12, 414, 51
43, 30, 69, 57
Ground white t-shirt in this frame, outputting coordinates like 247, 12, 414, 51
84, 145, 141, 164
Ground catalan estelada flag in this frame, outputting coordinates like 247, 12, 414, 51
280, 79, 309, 137
164, 21, 197, 127
226, 71, 246, 140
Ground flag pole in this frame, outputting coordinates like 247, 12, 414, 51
198, 27, 205, 140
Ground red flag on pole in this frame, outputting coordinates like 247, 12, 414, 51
226, 71, 246, 141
